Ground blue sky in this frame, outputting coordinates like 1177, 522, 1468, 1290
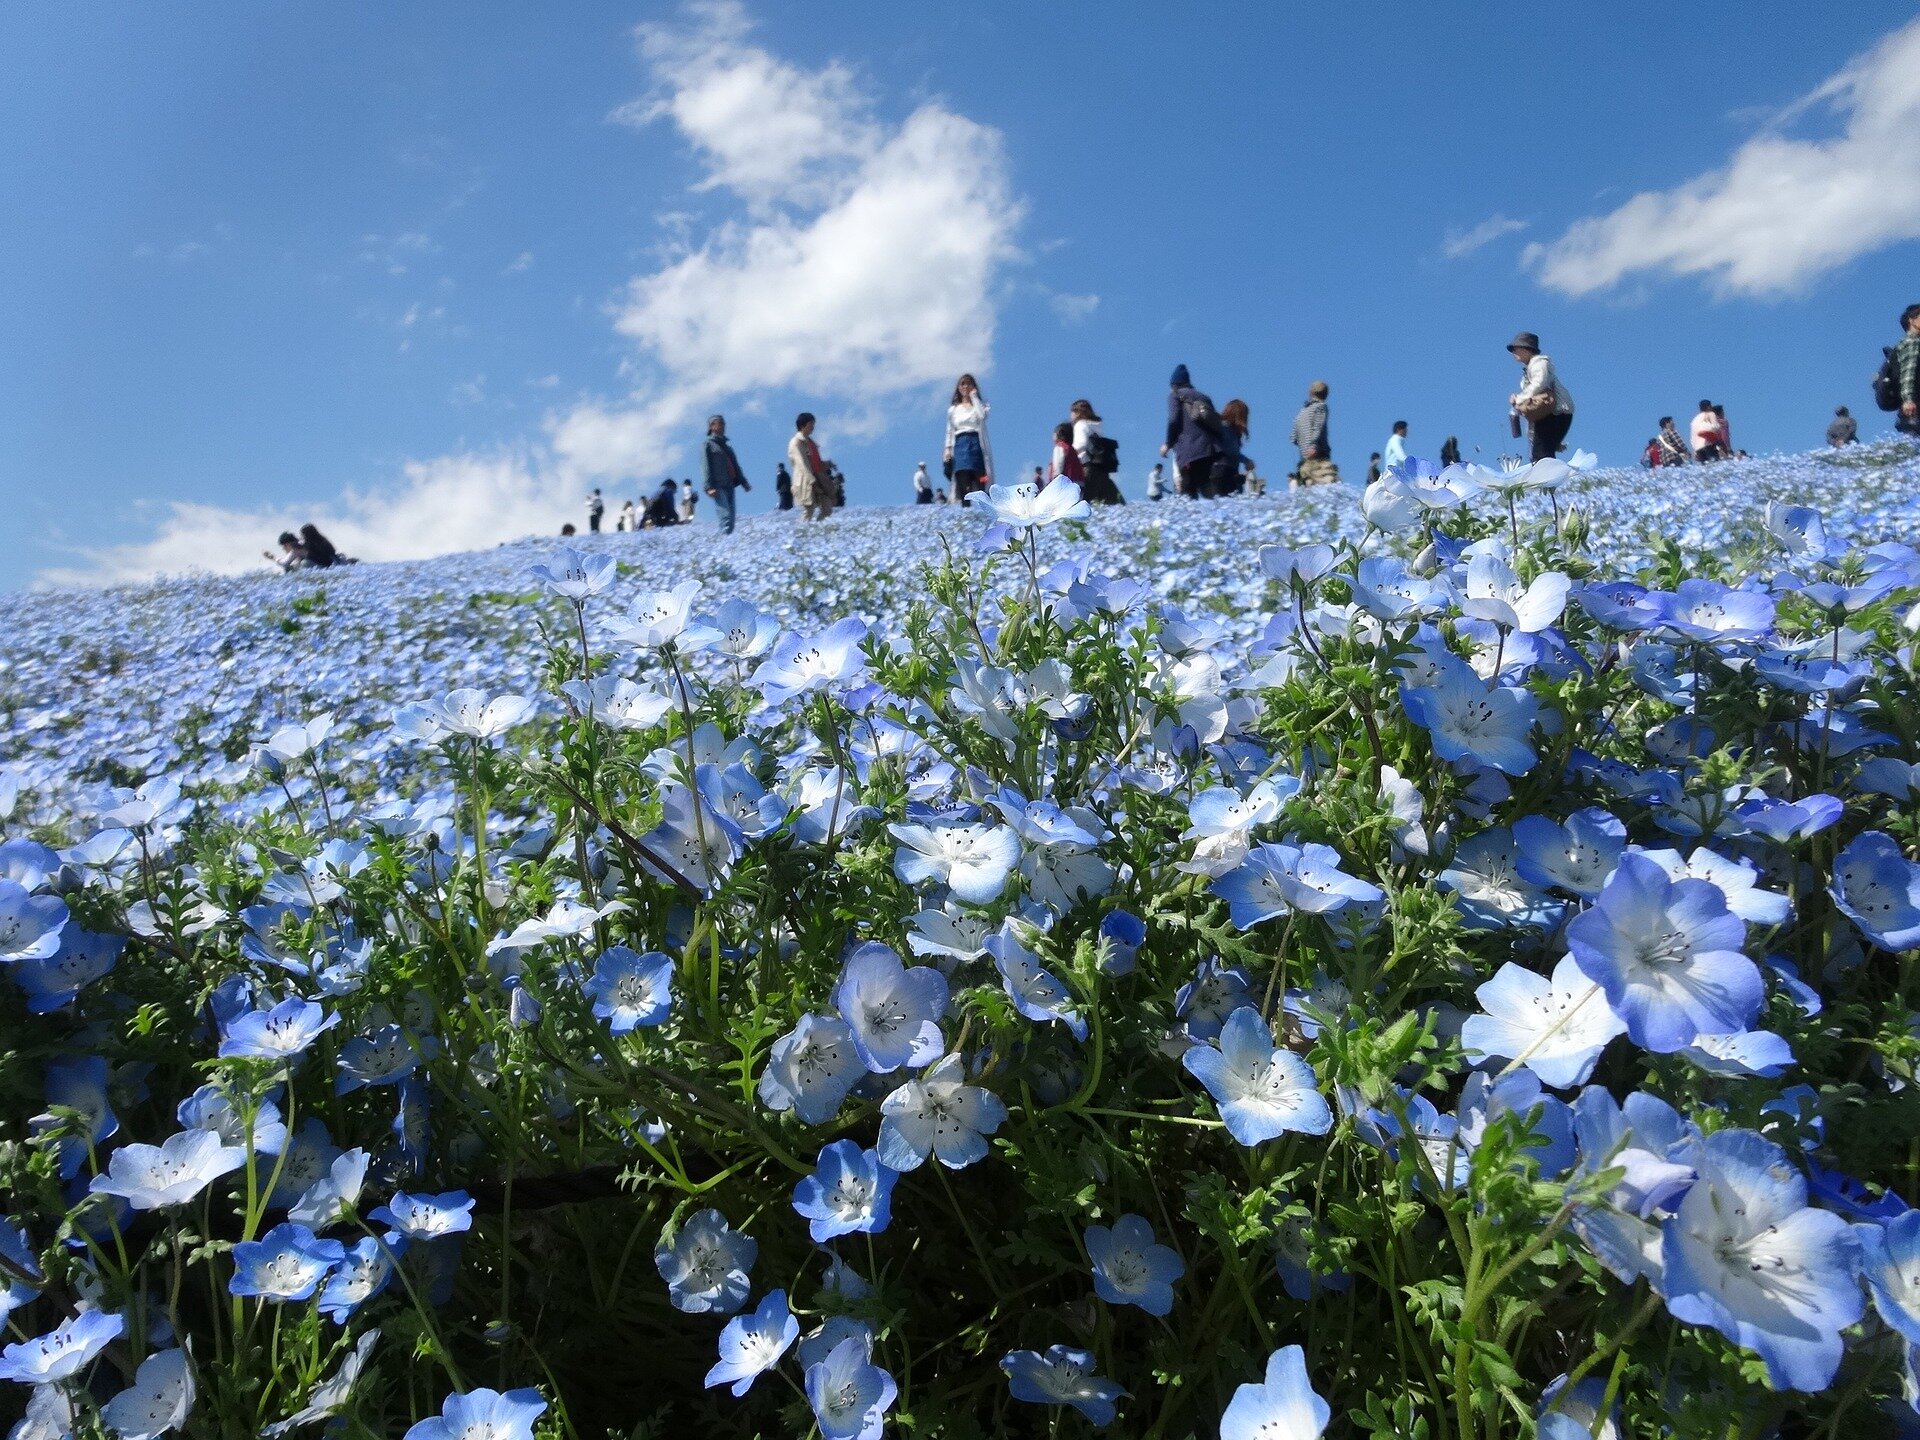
4, 2, 1919, 589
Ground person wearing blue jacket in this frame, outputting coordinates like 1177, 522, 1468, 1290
1161, 364, 1224, 498
702, 414, 752, 535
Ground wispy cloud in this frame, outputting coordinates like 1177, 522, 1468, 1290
1440, 214, 1527, 260
503, 250, 535, 274
357, 231, 439, 276
1050, 292, 1099, 323
1527, 17, 1920, 297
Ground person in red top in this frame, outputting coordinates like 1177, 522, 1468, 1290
1048, 422, 1084, 486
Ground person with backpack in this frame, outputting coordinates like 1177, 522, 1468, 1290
1827, 407, 1858, 447
1656, 417, 1689, 467
1162, 364, 1225, 498
943, 373, 994, 506
1289, 380, 1338, 486
300, 524, 343, 568
1887, 302, 1920, 435
1070, 399, 1122, 504
1506, 332, 1574, 462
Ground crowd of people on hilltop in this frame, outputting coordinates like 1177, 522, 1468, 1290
257, 301, 1920, 567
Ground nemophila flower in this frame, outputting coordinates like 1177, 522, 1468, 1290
580, 946, 674, 1033
487, 896, 626, 955
370, 1191, 474, 1244
1175, 959, 1255, 1042
265, 1117, 343, 1210
1349, 554, 1441, 620
218, 997, 339, 1064
696, 762, 788, 839
605, 580, 700, 650
759, 1013, 865, 1124
1212, 841, 1382, 929
876, 1054, 1008, 1171
1098, 909, 1145, 975
1360, 472, 1422, 532
1829, 830, 1920, 951
704, 1288, 799, 1398
792, 1141, 897, 1242
752, 617, 869, 704
41, 1054, 119, 1179
832, 943, 948, 1072
317, 1235, 396, 1323
288, 1148, 369, 1230
1402, 458, 1478, 510
393, 689, 535, 742
683, 598, 780, 659
1537, 1376, 1620, 1440
1458, 550, 1571, 633
402, 1388, 547, 1440
1632, 846, 1791, 926
1374, 1093, 1470, 1193
229, 1223, 345, 1302
906, 906, 994, 967
638, 784, 741, 892
1182, 1006, 1331, 1146
655, 1209, 756, 1315
1019, 832, 1113, 911
1677, 1028, 1795, 1077
888, 820, 1020, 903
1860, 1211, 1920, 1343
0, 836, 59, 891
1181, 779, 1294, 874
527, 546, 616, 601
1, 1221, 42, 1322
261, 1327, 379, 1437
1654, 579, 1776, 644
1002, 1345, 1126, 1427
103, 776, 192, 833
101, 1346, 195, 1440
986, 926, 1087, 1041
0, 878, 68, 962
1513, 808, 1626, 897
806, 1334, 898, 1440
89, 1129, 248, 1211
558, 673, 672, 731
976, 476, 1090, 528
1461, 956, 1624, 1089
1457, 1069, 1576, 1178
786, 765, 875, 846
1765, 502, 1839, 564
1085, 1213, 1185, 1317
1403, 665, 1539, 775
950, 659, 1020, 743
1662, 1129, 1862, 1391
1566, 852, 1763, 1052
335, 1024, 427, 1093
1258, 542, 1336, 586
1218, 1345, 1329, 1440
1735, 793, 1845, 844
1438, 829, 1559, 931
262, 712, 334, 767
10, 926, 124, 1012
0, 1309, 124, 1385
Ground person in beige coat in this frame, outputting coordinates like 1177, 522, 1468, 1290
786, 412, 832, 521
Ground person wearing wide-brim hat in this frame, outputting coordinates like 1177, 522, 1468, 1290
1506, 331, 1575, 462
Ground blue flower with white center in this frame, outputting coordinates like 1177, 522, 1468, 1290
1211, 841, 1382, 930
1098, 910, 1145, 975
1860, 1210, 1920, 1344
89, 1129, 248, 1210
1218, 1344, 1329, 1440
580, 946, 674, 1033
1632, 846, 1790, 926
604, 580, 700, 650
289, 1148, 369, 1229
758, 1012, 865, 1124
1565, 852, 1763, 1052
100, 1345, 194, 1440
1085, 1213, 1185, 1317
9, 926, 123, 1013
0, 878, 68, 962
40, 1054, 119, 1180
1402, 663, 1540, 776
1001, 1345, 1127, 1427
1440, 828, 1562, 931
558, 673, 672, 731
684, 598, 781, 659
1175, 958, 1254, 1042
368, 1190, 474, 1243
986, 925, 1086, 1041
876, 1054, 1008, 1171
527, 546, 616, 601
334, 1024, 428, 1093
1512, 808, 1626, 897
805, 1334, 897, 1440
655, 1209, 756, 1315
1181, 1006, 1331, 1146
1456, 1069, 1576, 1178
219, 997, 339, 1064
0, 1308, 123, 1385
229, 1223, 344, 1301
1537, 1375, 1620, 1440
831, 943, 948, 1074
401, 1388, 546, 1440
975, 475, 1090, 529
698, 761, 789, 840
1734, 793, 1844, 844
1350, 554, 1441, 621
792, 1140, 897, 1242
751, 617, 869, 705
265, 1117, 343, 1209
1458, 550, 1571, 633
318, 1236, 397, 1323
1829, 830, 1920, 952
1677, 1029, 1794, 1077
1654, 579, 1776, 644
705, 1288, 800, 1397
0, 1221, 42, 1323
1461, 956, 1624, 1090
1662, 1129, 1862, 1392
887, 820, 1020, 904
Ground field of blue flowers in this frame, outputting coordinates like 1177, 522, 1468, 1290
3, 441, 1920, 1440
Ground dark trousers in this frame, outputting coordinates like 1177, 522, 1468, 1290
953, 471, 983, 506
1178, 458, 1213, 498
588, 511, 602, 532
1530, 412, 1572, 462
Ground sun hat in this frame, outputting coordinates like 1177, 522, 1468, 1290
1506, 331, 1541, 354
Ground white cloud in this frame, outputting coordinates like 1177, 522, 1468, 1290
1440, 214, 1527, 260
358, 231, 439, 276
35, 452, 568, 590
449, 374, 487, 405
1050, 292, 1099, 323
1527, 18, 1920, 297
504, 250, 535, 273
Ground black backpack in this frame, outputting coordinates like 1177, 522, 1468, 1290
1089, 434, 1120, 473
1180, 389, 1224, 437
1874, 347, 1901, 412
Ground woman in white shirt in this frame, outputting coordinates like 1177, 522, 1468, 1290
943, 374, 994, 507
1070, 398, 1120, 504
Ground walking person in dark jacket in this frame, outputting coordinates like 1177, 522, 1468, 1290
702, 414, 752, 535
1161, 364, 1224, 498
775, 463, 793, 512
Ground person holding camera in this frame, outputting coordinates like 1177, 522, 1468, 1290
1506, 331, 1574, 462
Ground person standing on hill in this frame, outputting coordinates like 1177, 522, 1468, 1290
702, 414, 751, 535
1146, 463, 1166, 501
1382, 420, 1410, 474
913, 461, 934, 504
944, 373, 994, 506
1163, 364, 1225, 498
1656, 417, 1689, 467
1690, 401, 1726, 462
1895, 302, 1920, 435
775, 463, 793, 512
1439, 436, 1462, 467
1506, 332, 1574, 462
1071, 399, 1122, 504
1364, 453, 1381, 485
586, 488, 605, 533
788, 412, 832, 521
1827, 406, 1858, 447
1289, 381, 1338, 486
1214, 399, 1254, 496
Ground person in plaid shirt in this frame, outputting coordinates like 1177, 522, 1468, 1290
1897, 302, 1920, 436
